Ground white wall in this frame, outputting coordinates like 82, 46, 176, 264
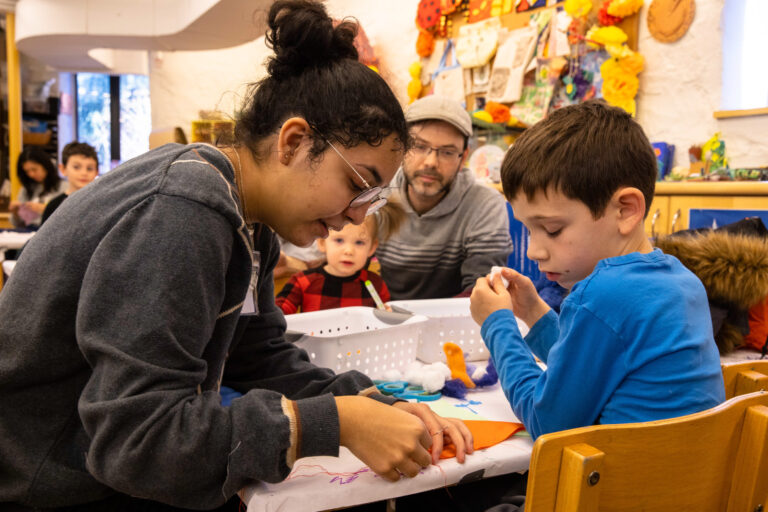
636, 0, 767, 168
149, 0, 768, 168
149, 0, 419, 134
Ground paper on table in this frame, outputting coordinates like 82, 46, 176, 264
241, 386, 532, 512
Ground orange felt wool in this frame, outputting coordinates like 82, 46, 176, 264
440, 420, 525, 459
443, 342, 476, 388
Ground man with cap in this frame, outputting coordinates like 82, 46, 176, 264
375, 95, 512, 300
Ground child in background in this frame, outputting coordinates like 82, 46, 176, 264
470, 100, 725, 444
277, 201, 404, 314
40, 142, 99, 225
9, 147, 64, 229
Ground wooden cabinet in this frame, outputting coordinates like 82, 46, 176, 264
644, 195, 670, 238
645, 182, 768, 237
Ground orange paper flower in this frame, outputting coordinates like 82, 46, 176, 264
484, 101, 511, 124
598, 0, 623, 25
416, 29, 436, 58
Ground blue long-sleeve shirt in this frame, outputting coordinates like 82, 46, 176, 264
481, 249, 725, 439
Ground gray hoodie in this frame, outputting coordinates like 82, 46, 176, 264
0, 144, 391, 509
376, 167, 512, 299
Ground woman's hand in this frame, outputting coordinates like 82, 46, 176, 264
8, 200, 20, 214
392, 401, 473, 464
336, 396, 432, 481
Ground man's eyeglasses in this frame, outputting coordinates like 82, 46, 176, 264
409, 143, 462, 164
324, 138, 387, 216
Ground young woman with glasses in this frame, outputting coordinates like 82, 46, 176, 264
0, 2, 473, 511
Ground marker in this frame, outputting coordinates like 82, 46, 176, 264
364, 280, 386, 310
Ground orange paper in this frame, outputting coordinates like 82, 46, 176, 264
440, 420, 525, 459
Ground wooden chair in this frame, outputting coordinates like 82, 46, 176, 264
722, 360, 768, 399
525, 391, 768, 511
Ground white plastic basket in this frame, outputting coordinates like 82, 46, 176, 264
387, 297, 530, 363
285, 307, 429, 379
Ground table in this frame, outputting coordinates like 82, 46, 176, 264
0, 230, 34, 256
240, 384, 533, 512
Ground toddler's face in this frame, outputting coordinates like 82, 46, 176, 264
321, 222, 377, 278
510, 187, 622, 289
23, 161, 47, 183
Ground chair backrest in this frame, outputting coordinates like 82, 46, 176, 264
722, 361, 768, 399
525, 391, 768, 512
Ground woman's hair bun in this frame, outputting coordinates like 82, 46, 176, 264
266, 0, 359, 79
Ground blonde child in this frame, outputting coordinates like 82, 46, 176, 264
277, 201, 404, 314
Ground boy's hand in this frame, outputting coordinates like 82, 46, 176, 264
470, 268, 551, 328
392, 401, 473, 464
499, 268, 551, 327
336, 396, 433, 481
470, 274, 513, 326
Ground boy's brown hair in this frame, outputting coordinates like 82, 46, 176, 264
61, 142, 99, 167
501, 100, 657, 218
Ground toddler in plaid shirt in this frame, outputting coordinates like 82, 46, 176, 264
277, 202, 404, 314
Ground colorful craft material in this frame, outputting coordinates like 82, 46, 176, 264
441, 351, 499, 399
439, 420, 525, 459
598, 0, 624, 25
417, 0, 442, 30
468, 0, 493, 22
606, 0, 644, 17
417, 29, 436, 58
564, 0, 592, 18
373, 380, 442, 401
408, 62, 424, 104
483, 101, 511, 123
443, 342, 476, 388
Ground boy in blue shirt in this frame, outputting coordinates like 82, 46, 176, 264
470, 100, 725, 441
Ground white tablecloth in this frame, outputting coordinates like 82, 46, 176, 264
240, 384, 532, 512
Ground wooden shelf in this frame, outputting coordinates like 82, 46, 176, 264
655, 181, 768, 196
713, 107, 768, 120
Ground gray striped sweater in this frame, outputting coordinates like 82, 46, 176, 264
376, 168, 513, 299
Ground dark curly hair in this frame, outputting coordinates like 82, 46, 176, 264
235, 0, 408, 161
17, 146, 60, 198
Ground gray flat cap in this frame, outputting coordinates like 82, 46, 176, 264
405, 95, 473, 137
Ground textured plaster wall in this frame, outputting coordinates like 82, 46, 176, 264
636, 0, 768, 168
150, 0, 768, 168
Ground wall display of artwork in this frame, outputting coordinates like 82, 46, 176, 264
412, 0, 644, 131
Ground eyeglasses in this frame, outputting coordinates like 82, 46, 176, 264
409, 142, 462, 164
324, 138, 387, 216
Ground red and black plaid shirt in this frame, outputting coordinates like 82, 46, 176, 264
275, 267, 390, 314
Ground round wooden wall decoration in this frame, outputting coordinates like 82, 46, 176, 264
647, 0, 696, 43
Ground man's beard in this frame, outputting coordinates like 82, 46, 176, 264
402, 164, 458, 199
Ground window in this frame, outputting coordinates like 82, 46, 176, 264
76, 73, 151, 173
721, 0, 768, 111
